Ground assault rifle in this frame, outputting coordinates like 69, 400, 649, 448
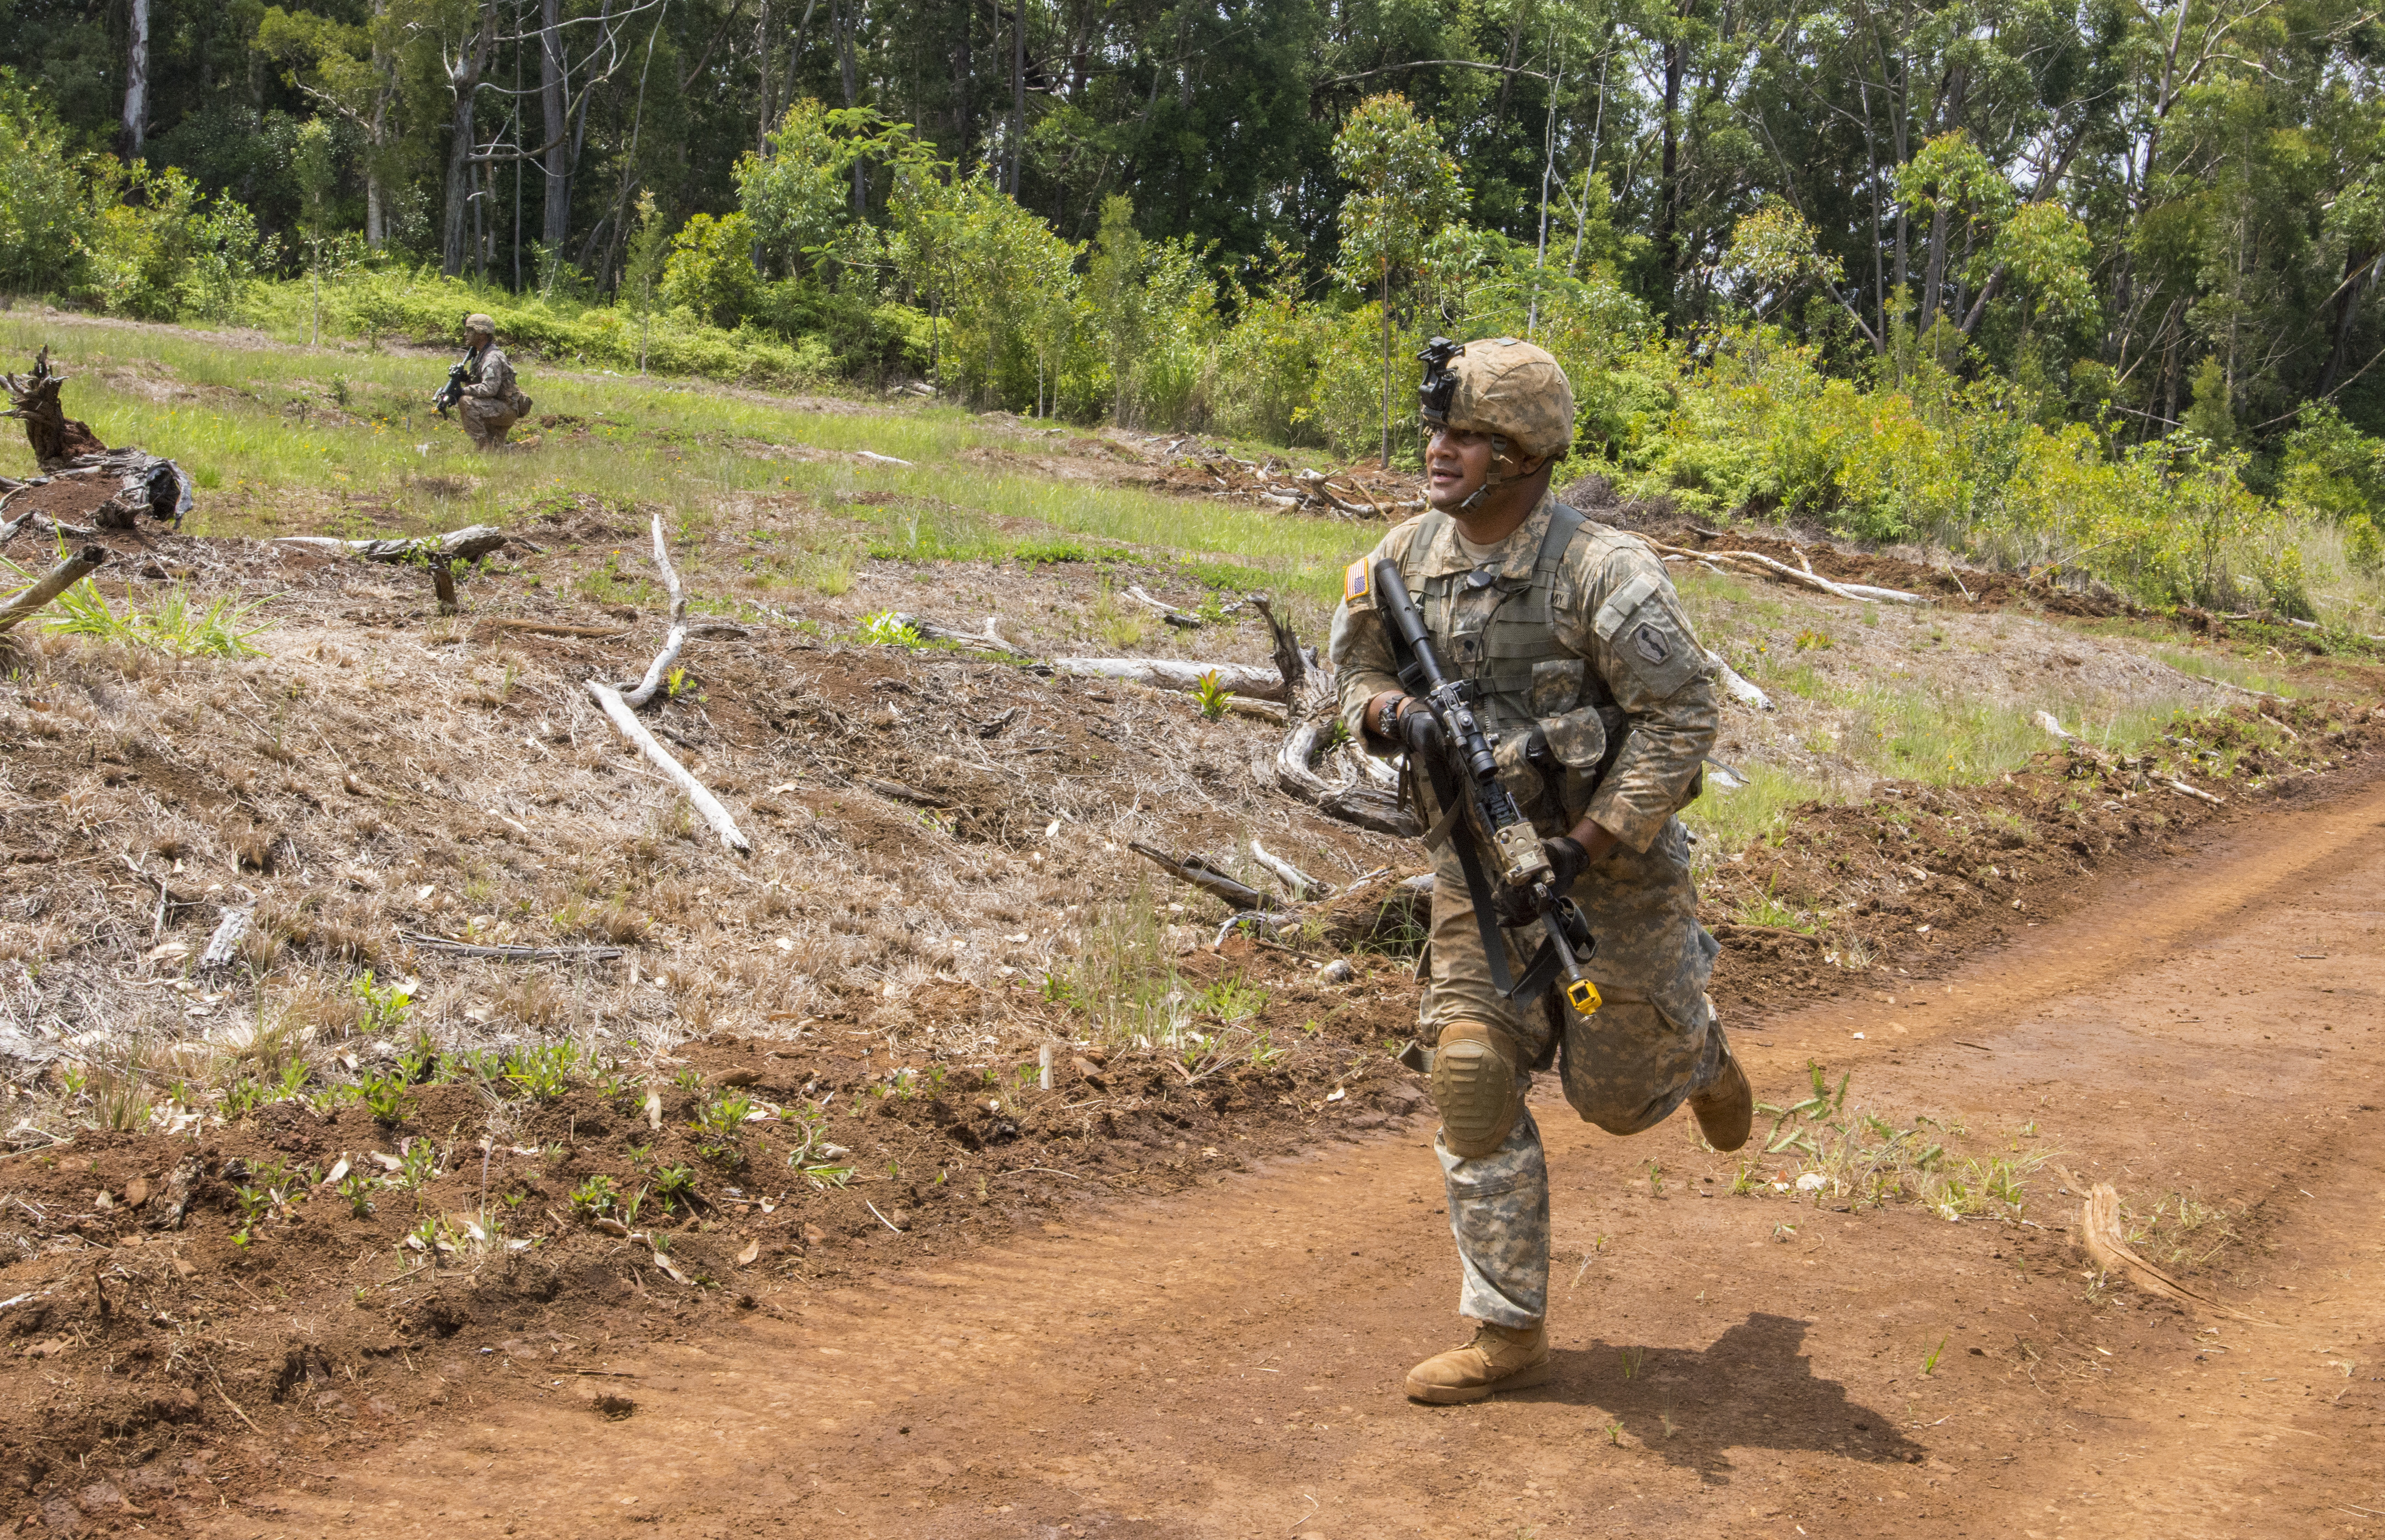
431, 360, 471, 416
1372, 556, 1601, 1015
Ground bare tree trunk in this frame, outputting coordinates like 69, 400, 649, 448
952, 0, 970, 160
364, 0, 392, 246
1379, 259, 1392, 470
838, 0, 864, 214
123, 0, 150, 156
1656, 22, 1687, 335
1010, 0, 1026, 194
441, 5, 495, 277
1919, 204, 1948, 332
780, 0, 819, 134
541, 0, 572, 264
2318, 249, 2381, 398
756, 0, 774, 153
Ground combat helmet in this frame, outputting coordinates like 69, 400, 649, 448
1417, 336, 1575, 461
464, 313, 497, 340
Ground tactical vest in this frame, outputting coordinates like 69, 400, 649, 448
1395, 504, 1622, 834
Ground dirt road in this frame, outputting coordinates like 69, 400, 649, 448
193, 778, 2385, 1540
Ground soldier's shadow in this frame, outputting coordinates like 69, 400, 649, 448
1513, 1312, 1924, 1484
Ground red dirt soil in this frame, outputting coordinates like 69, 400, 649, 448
9, 760, 2379, 1538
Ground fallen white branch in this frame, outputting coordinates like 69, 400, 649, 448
618, 512, 688, 710
1050, 657, 1287, 701
1706, 651, 1772, 711
890, 611, 1030, 655
1250, 839, 1328, 900
1124, 584, 1204, 628
1651, 538, 1930, 605
586, 680, 752, 853
855, 450, 913, 467
2160, 777, 2224, 807
1837, 581, 1931, 604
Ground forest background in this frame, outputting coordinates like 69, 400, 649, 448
6, 0, 2385, 629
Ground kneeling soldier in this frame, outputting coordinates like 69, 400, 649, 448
454, 313, 533, 450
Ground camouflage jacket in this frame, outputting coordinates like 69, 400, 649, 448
1327, 493, 1718, 853
464, 345, 523, 405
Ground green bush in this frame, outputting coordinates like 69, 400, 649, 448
662, 211, 763, 329
0, 72, 89, 297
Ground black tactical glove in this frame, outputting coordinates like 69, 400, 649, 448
1396, 701, 1443, 760
1541, 834, 1589, 895
1492, 836, 1588, 928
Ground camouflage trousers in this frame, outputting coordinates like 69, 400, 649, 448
1424, 815, 1727, 1327
460, 396, 522, 450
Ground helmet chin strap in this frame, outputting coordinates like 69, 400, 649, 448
1454, 435, 1514, 513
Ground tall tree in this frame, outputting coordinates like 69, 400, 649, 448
1334, 93, 1463, 466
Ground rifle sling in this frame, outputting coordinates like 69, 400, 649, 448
1420, 751, 1521, 1001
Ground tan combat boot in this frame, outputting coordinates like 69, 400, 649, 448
1688, 1043, 1753, 1152
1404, 1320, 1552, 1405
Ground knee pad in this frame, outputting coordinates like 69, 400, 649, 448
1431, 1021, 1524, 1158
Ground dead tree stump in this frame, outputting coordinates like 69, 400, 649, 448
4, 348, 109, 470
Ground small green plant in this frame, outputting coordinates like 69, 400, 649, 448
1193, 668, 1233, 720
1605, 1419, 1626, 1446
1619, 1345, 1644, 1380
569, 1173, 621, 1218
1921, 1334, 1948, 1376
500, 1043, 574, 1101
222, 1077, 268, 1120
673, 1065, 705, 1094
396, 1140, 438, 1188
232, 1182, 273, 1227
352, 972, 413, 1036
275, 1059, 312, 1101
1644, 1158, 1665, 1196
650, 1163, 696, 1211
856, 611, 924, 647
692, 1089, 754, 1157
360, 1070, 412, 1125
1195, 975, 1269, 1024
337, 1171, 380, 1217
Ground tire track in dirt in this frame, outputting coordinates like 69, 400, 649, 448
189, 778, 2385, 1540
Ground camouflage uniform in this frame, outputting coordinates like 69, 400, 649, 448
459, 342, 532, 450
1329, 492, 1726, 1329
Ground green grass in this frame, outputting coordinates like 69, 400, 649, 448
2144, 643, 2306, 698
1684, 762, 1828, 853
0, 315, 1376, 604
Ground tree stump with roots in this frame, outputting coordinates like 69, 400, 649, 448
4, 348, 109, 470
